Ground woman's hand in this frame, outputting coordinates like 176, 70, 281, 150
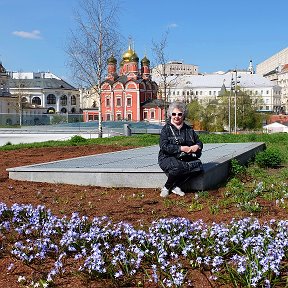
189, 145, 201, 153
181, 145, 200, 154
180, 146, 191, 153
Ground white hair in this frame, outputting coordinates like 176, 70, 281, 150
167, 101, 187, 118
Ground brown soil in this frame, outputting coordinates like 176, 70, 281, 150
0, 144, 286, 287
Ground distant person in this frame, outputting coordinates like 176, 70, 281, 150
158, 101, 203, 197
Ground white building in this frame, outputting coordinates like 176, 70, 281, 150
153, 71, 281, 113
0, 64, 82, 125
8, 71, 80, 115
263, 122, 288, 133
152, 61, 199, 78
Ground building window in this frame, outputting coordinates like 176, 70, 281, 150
106, 97, 111, 107
143, 111, 148, 119
116, 113, 121, 120
94, 114, 99, 120
127, 97, 132, 106
127, 113, 132, 121
116, 97, 121, 106
209, 91, 212, 95
266, 106, 269, 110
151, 111, 155, 119
32, 97, 41, 105
61, 95, 67, 106
61, 107, 67, 113
88, 115, 93, 121
106, 114, 111, 121
47, 94, 56, 104
71, 95, 76, 105
266, 90, 269, 94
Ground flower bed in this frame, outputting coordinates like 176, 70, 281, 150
0, 203, 287, 287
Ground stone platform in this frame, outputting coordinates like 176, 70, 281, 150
7, 142, 265, 191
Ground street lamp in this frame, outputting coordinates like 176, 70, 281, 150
230, 70, 241, 133
232, 70, 241, 134
229, 75, 233, 133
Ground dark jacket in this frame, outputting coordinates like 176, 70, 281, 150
158, 121, 203, 165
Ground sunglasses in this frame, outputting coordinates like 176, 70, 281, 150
171, 112, 183, 117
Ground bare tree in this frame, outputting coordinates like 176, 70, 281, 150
66, 0, 122, 137
152, 30, 177, 120
152, 31, 169, 120
10, 72, 31, 126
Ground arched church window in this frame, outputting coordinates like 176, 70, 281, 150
32, 97, 41, 105
47, 94, 56, 104
61, 95, 67, 106
71, 95, 76, 105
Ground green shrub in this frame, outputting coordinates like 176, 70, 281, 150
230, 159, 246, 177
69, 135, 87, 144
255, 148, 282, 168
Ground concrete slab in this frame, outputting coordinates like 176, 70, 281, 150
7, 142, 265, 191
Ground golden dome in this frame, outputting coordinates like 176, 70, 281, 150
122, 44, 134, 62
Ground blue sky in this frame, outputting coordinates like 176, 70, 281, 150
1, 0, 288, 85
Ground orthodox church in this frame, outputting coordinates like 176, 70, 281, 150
99, 45, 165, 122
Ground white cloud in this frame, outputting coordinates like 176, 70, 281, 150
12, 30, 42, 39
167, 23, 178, 29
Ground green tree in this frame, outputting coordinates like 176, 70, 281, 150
218, 88, 264, 131
201, 99, 224, 132
186, 99, 204, 130
187, 99, 224, 131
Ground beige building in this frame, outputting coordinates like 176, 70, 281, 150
277, 64, 288, 113
256, 47, 288, 113
79, 86, 99, 109
152, 61, 199, 78
0, 62, 10, 97
256, 47, 288, 76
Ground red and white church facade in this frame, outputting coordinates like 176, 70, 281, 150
83, 45, 166, 123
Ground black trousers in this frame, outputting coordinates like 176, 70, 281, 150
159, 157, 203, 190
